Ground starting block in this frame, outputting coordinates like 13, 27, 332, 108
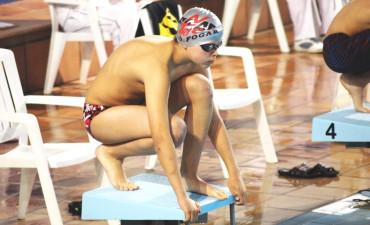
312, 104, 370, 142
82, 173, 236, 224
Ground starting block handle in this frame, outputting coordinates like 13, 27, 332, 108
230, 203, 235, 225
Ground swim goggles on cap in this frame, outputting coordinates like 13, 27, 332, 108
200, 41, 222, 52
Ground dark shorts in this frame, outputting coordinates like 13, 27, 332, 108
83, 103, 111, 137
323, 29, 370, 74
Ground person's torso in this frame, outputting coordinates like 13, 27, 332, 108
85, 35, 201, 106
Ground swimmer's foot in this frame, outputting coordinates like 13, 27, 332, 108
340, 72, 370, 113
96, 145, 139, 191
181, 176, 228, 200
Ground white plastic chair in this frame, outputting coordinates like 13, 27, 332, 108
141, 5, 278, 178
334, 0, 350, 14
222, 0, 347, 53
43, 0, 111, 94
0, 48, 105, 225
222, 0, 290, 53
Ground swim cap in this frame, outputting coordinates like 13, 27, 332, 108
176, 7, 223, 47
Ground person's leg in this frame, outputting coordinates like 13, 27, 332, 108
323, 30, 370, 74
286, 0, 323, 52
56, 6, 90, 32
324, 30, 370, 112
90, 105, 187, 190
97, 1, 150, 49
317, 0, 336, 36
168, 74, 228, 200
340, 71, 370, 113
286, 0, 316, 41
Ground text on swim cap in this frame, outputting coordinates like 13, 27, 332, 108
178, 14, 216, 37
183, 30, 219, 42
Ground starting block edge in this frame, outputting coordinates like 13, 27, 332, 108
81, 173, 235, 221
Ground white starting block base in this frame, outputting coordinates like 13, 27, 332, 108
312, 104, 370, 142
82, 173, 236, 224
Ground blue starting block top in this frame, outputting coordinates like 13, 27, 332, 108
312, 104, 370, 142
81, 173, 235, 221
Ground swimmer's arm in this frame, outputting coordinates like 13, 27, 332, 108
199, 67, 241, 176
202, 68, 246, 205
144, 68, 187, 200
208, 107, 240, 176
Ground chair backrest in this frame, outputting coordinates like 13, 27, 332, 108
45, 0, 109, 63
0, 49, 28, 144
45, 0, 86, 33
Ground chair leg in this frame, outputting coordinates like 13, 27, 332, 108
267, 0, 290, 53
144, 142, 184, 170
253, 99, 278, 163
108, 220, 121, 225
79, 42, 94, 84
95, 39, 108, 67
247, 0, 264, 40
86, 4, 108, 66
37, 165, 63, 225
145, 155, 158, 170
221, 0, 241, 45
44, 33, 67, 94
334, 0, 345, 14
18, 168, 37, 219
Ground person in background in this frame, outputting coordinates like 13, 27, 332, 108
56, 0, 151, 50
286, 0, 338, 53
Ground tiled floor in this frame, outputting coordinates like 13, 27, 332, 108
1, 1, 369, 225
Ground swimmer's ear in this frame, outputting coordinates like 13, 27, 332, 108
179, 42, 188, 50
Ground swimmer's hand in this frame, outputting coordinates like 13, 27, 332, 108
229, 175, 246, 205
178, 196, 201, 222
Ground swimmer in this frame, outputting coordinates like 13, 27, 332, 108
83, 7, 246, 222
323, 0, 370, 112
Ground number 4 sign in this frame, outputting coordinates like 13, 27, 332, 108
325, 123, 337, 140
312, 105, 370, 142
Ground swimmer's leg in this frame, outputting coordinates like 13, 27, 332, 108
365, 84, 370, 103
168, 74, 228, 200
90, 106, 186, 191
95, 139, 152, 191
340, 70, 370, 113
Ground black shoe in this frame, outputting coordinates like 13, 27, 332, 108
311, 163, 339, 177
68, 201, 82, 216
278, 163, 338, 178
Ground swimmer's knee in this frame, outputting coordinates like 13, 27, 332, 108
171, 116, 187, 148
185, 74, 213, 101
